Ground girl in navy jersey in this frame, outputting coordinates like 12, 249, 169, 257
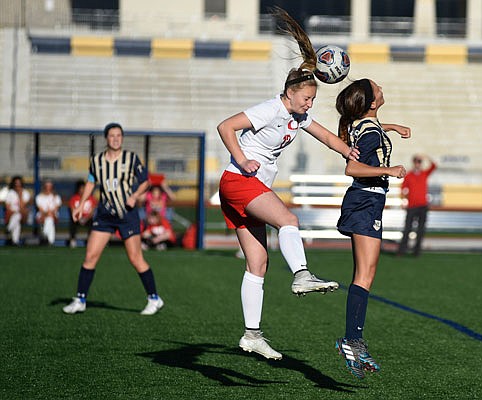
334, 79, 410, 378
63, 123, 164, 316
217, 8, 361, 360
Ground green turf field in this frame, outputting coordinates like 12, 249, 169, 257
1, 247, 481, 400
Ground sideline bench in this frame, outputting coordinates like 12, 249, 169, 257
289, 174, 482, 242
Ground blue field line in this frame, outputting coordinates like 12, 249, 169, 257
339, 284, 482, 341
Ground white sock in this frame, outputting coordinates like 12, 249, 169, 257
43, 217, 56, 244
8, 212, 21, 244
241, 271, 264, 330
278, 225, 307, 274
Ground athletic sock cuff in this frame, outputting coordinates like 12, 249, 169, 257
243, 271, 264, 284
349, 283, 369, 296
279, 225, 299, 234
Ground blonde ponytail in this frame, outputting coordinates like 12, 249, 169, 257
271, 7, 317, 71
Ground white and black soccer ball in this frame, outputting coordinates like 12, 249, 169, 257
314, 45, 350, 84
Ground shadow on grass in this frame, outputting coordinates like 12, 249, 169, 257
254, 351, 360, 392
50, 298, 140, 313
138, 341, 360, 392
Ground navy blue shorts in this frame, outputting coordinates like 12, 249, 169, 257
337, 187, 386, 239
91, 206, 141, 240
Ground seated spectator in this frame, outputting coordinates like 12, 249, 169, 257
0, 183, 8, 203
68, 180, 97, 248
35, 179, 62, 245
141, 210, 176, 251
5, 176, 31, 245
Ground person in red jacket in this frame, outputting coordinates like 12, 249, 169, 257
398, 154, 437, 256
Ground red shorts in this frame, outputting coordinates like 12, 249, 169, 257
219, 170, 271, 229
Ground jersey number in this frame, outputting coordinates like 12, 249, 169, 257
105, 178, 118, 192
280, 134, 292, 148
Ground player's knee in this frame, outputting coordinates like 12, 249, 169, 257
84, 251, 100, 267
246, 256, 268, 276
281, 212, 299, 228
127, 253, 146, 271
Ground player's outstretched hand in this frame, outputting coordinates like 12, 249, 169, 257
393, 124, 411, 139
383, 123, 411, 139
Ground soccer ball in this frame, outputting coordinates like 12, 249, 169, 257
314, 45, 350, 84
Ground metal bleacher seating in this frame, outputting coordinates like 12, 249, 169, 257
28, 54, 275, 131
290, 174, 482, 243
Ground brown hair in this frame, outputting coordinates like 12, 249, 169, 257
271, 7, 318, 95
335, 79, 374, 144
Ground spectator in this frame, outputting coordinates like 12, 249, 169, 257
4, 176, 31, 245
398, 154, 437, 256
136, 175, 175, 225
35, 179, 62, 245
145, 179, 175, 219
68, 180, 97, 248
141, 210, 176, 251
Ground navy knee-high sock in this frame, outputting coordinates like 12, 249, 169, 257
76, 266, 95, 300
345, 284, 369, 340
138, 269, 158, 297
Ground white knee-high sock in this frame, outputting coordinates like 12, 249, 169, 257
43, 216, 56, 244
8, 212, 21, 244
278, 225, 307, 274
241, 271, 264, 330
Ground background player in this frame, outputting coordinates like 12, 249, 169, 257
63, 122, 164, 316
335, 78, 410, 378
217, 8, 360, 361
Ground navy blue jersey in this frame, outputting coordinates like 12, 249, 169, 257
349, 117, 392, 189
89, 150, 147, 218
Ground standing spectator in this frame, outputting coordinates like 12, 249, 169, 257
68, 180, 97, 248
136, 175, 175, 224
398, 154, 437, 256
144, 181, 175, 220
217, 8, 359, 361
334, 78, 410, 379
35, 179, 62, 245
5, 176, 31, 245
62, 122, 164, 316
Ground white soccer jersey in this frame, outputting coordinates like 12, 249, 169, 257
225, 95, 313, 188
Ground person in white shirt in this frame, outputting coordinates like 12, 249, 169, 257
5, 176, 31, 245
217, 8, 360, 361
35, 179, 62, 245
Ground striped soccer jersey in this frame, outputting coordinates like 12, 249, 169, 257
89, 150, 147, 218
349, 117, 392, 190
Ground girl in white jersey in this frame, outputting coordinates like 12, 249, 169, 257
217, 8, 360, 360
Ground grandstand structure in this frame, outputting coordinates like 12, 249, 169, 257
0, 0, 482, 209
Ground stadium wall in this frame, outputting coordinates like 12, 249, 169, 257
120, 0, 259, 38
